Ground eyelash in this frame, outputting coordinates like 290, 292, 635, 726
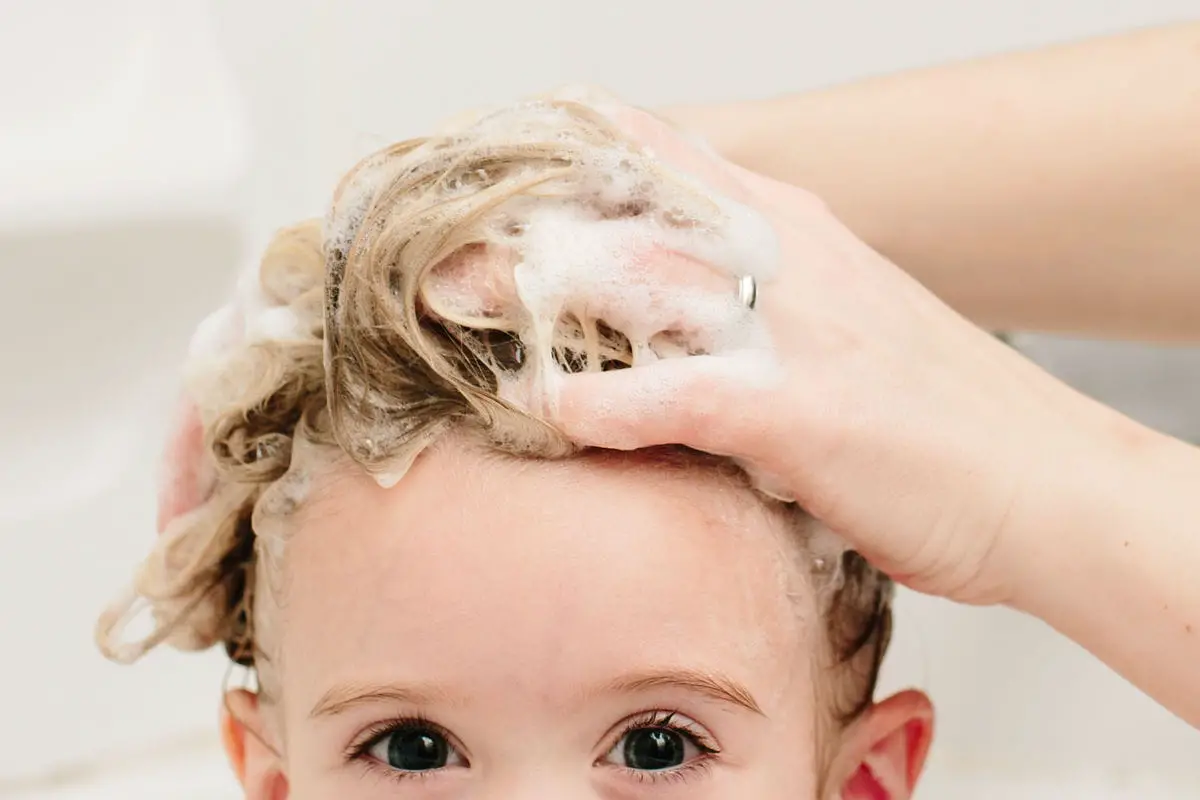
605, 710, 721, 785
346, 713, 459, 777
346, 710, 722, 786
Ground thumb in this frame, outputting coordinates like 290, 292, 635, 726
549, 354, 765, 454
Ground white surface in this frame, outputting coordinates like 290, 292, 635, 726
3, 0, 1198, 795
0, 0, 250, 524
0, 1, 249, 232
0, 0, 250, 784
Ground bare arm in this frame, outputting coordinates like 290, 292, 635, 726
1013, 424, 1200, 727
666, 23, 1200, 340
555, 105, 1200, 726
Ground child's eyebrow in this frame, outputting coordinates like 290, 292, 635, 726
310, 681, 457, 718
309, 668, 765, 719
591, 668, 765, 716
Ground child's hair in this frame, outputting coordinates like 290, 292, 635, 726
96, 97, 892, 725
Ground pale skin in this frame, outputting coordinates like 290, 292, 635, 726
221, 439, 933, 799
164, 29, 1198, 789
665, 22, 1200, 340
548, 103, 1200, 729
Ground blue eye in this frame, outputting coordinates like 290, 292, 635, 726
367, 724, 466, 773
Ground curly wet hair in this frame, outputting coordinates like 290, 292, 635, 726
96, 96, 893, 726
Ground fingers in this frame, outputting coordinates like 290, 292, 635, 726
610, 105, 828, 215
550, 352, 774, 455
424, 243, 520, 323
604, 105, 841, 308
552, 357, 713, 450
572, 246, 747, 350
606, 106, 759, 205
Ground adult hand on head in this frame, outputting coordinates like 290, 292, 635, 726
554, 104, 1200, 729
549, 106, 1163, 609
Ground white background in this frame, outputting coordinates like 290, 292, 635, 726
1, 1, 1197, 797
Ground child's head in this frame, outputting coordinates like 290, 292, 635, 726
98, 96, 932, 798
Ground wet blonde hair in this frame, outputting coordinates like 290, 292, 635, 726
96, 98, 892, 723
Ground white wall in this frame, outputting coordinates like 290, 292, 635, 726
2, 1, 1197, 796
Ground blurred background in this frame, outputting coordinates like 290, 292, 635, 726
1, 1, 1197, 797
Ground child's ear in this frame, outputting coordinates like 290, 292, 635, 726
223, 689, 290, 799
826, 690, 934, 800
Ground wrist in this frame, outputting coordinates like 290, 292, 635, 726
1000, 403, 1200, 724
1004, 404, 1184, 618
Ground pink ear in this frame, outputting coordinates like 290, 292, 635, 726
843, 765, 889, 800
220, 702, 247, 784
840, 693, 934, 800
223, 690, 290, 799
156, 397, 213, 534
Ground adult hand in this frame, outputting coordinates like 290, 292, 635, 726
550, 107, 1152, 607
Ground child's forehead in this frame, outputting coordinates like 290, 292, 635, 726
303, 435, 791, 550
281, 437, 816, 718
284, 438, 820, 646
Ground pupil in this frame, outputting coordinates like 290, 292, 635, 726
624, 727, 685, 771
386, 729, 449, 772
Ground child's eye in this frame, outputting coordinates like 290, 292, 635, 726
366, 724, 466, 773
617, 727, 698, 770
603, 714, 715, 772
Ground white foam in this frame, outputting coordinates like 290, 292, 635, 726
245, 305, 304, 343
187, 303, 239, 360
482, 107, 784, 430
322, 92, 789, 497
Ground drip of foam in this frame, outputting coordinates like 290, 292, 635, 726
326, 93, 817, 519
179, 90, 851, 574
486, 113, 785, 421
465, 98, 820, 524
333, 94, 788, 492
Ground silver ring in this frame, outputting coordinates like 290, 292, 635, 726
737, 274, 758, 310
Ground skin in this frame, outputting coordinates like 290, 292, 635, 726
147, 44, 1198, 790
549, 107, 1200, 728
221, 437, 932, 798
665, 22, 1200, 340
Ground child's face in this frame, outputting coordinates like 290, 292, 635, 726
228, 438, 931, 799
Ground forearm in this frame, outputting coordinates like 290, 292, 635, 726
1013, 422, 1200, 727
667, 23, 1200, 340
